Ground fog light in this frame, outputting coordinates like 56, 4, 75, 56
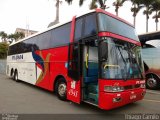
113, 97, 122, 102
141, 91, 146, 96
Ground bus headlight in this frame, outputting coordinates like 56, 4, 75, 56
104, 86, 124, 92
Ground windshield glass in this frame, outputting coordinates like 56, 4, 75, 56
99, 37, 143, 80
98, 13, 139, 41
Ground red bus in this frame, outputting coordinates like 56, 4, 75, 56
139, 31, 160, 89
6, 9, 146, 110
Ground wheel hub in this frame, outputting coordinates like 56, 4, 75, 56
58, 83, 66, 97
147, 78, 157, 88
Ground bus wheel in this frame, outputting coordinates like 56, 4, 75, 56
14, 70, 19, 82
10, 69, 14, 79
146, 74, 160, 90
56, 78, 67, 100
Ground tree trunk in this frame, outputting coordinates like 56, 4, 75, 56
133, 16, 136, 27
156, 11, 158, 31
116, 8, 118, 16
146, 7, 149, 33
56, 0, 59, 23
156, 22, 158, 31
146, 14, 148, 32
133, 4, 136, 27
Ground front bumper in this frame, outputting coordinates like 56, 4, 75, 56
99, 88, 146, 110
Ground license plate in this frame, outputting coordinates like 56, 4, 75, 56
130, 94, 136, 99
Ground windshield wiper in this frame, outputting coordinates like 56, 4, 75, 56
117, 47, 128, 81
129, 51, 144, 80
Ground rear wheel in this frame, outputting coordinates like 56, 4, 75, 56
55, 78, 67, 100
13, 70, 19, 82
146, 74, 160, 90
10, 69, 14, 79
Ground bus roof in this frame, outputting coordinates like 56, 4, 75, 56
10, 9, 134, 46
96, 9, 134, 27
138, 31, 160, 44
139, 31, 160, 36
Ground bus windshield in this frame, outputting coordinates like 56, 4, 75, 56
99, 37, 143, 80
98, 13, 139, 41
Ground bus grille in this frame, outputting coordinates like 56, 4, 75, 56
124, 84, 141, 90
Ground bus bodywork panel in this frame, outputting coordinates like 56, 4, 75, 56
98, 79, 145, 110
7, 53, 37, 85
36, 46, 69, 91
142, 48, 160, 77
139, 32, 160, 89
7, 46, 69, 91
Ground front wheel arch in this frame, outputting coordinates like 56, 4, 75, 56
10, 68, 14, 78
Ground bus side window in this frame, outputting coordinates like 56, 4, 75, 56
84, 13, 97, 37
74, 18, 83, 41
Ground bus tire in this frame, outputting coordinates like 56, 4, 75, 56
146, 74, 160, 90
55, 78, 67, 101
10, 69, 14, 79
14, 70, 19, 82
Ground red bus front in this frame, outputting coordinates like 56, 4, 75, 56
98, 35, 146, 110
97, 10, 145, 110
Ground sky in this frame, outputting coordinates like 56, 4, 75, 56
0, 0, 159, 35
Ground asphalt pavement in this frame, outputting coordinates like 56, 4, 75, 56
0, 74, 160, 120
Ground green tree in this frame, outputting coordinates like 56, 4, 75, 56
65, 0, 107, 10
0, 42, 8, 59
113, 0, 127, 16
0, 31, 25, 43
0, 31, 8, 42
151, 0, 160, 31
152, 12, 160, 31
8, 34, 16, 43
140, 0, 154, 32
8, 32, 25, 42
89, 0, 107, 9
130, 0, 143, 27
18, 32, 25, 39
90, 0, 98, 9
65, 0, 86, 7
48, 0, 62, 27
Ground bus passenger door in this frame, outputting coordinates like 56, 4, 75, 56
83, 41, 99, 105
67, 42, 81, 103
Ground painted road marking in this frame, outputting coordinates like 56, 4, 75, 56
143, 99, 160, 103
146, 90, 160, 95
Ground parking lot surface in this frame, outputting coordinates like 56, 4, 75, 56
0, 74, 160, 119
